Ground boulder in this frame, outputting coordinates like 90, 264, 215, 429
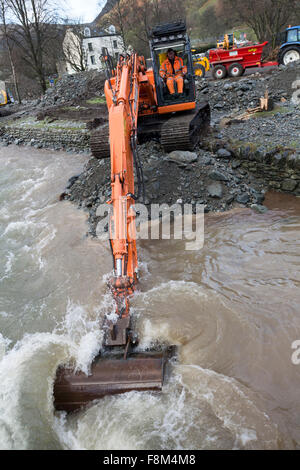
207, 182, 223, 199
167, 150, 198, 164
217, 148, 232, 159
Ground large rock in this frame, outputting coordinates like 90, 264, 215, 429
236, 193, 250, 204
216, 148, 232, 159
209, 170, 229, 182
207, 182, 223, 199
167, 150, 198, 164
281, 179, 298, 192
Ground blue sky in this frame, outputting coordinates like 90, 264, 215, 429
65, 0, 106, 22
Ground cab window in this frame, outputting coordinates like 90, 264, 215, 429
287, 29, 300, 42
154, 44, 186, 69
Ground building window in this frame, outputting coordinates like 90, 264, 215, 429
113, 40, 118, 49
88, 42, 93, 52
91, 55, 96, 65
84, 27, 91, 37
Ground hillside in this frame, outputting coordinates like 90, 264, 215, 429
198, 0, 219, 14
93, 0, 119, 24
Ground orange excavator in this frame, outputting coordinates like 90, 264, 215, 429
53, 21, 210, 413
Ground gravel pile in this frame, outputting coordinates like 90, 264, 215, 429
38, 70, 106, 108
218, 107, 300, 150
197, 60, 300, 117
64, 141, 267, 236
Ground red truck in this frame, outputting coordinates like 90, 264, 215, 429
209, 41, 278, 79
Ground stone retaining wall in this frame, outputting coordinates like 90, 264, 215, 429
0, 126, 90, 152
234, 144, 300, 195
206, 139, 300, 196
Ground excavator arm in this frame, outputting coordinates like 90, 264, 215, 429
53, 54, 166, 412
104, 54, 145, 348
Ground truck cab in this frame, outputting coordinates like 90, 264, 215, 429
278, 26, 300, 65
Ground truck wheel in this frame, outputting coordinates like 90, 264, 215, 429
212, 65, 227, 80
194, 64, 206, 78
279, 46, 300, 65
228, 63, 244, 77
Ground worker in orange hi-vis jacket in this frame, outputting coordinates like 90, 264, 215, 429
159, 48, 187, 95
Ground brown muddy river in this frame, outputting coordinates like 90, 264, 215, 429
0, 146, 300, 449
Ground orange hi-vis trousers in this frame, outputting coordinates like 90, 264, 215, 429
166, 75, 184, 94
160, 57, 186, 95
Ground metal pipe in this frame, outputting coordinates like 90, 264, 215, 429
116, 258, 123, 277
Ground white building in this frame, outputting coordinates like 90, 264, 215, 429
83, 25, 124, 71
62, 24, 124, 74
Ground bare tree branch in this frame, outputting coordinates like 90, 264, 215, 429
63, 23, 87, 73
0, 0, 22, 102
6, 0, 63, 92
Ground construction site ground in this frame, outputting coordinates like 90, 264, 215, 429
0, 62, 299, 232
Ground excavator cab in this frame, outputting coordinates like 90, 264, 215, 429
150, 21, 196, 107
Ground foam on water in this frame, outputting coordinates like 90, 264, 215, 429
49, 363, 280, 450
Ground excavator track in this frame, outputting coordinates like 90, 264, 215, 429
160, 102, 210, 153
90, 125, 110, 159
91, 103, 210, 159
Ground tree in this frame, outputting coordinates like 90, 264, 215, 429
98, 0, 186, 57
101, 0, 127, 51
0, 0, 21, 102
6, 0, 62, 93
63, 24, 87, 73
197, 5, 227, 40
219, 0, 300, 48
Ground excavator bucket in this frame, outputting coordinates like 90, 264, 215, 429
54, 352, 168, 413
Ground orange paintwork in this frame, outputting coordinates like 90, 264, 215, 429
158, 101, 196, 114
104, 55, 142, 315
104, 54, 195, 315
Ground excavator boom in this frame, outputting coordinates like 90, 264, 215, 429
54, 54, 166, 413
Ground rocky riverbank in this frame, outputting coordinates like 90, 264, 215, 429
0, 61, 299, 234
64, 141, 270, 236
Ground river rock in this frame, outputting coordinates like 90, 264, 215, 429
281, 179, 298, 192
236, 193, 250, 204
251, 204, 268, 214
167, 150, 198, 164
232, 160, 241, 169
217, 148, 232, 159
209, 170, 229, 182
207, 182, 223, 198
67, 175, 80, 189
